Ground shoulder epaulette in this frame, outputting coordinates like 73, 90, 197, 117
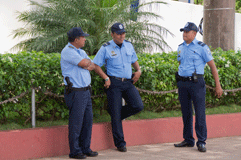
68, 46, 74, 49
178, 43, 183, 46
198, 41, 206, 47
124, 40, 131, 43
103, 42, 110, 47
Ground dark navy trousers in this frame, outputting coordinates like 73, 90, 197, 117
106, 78, 144, 148
177, 77, 207, 146
64, 89, 93, 157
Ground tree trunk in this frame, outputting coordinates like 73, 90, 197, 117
203, 0, 235, 51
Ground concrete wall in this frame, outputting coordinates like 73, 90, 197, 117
0, 0, 241, 54
1, 113, 241, 160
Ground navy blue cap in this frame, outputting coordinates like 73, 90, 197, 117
180, 22, 198, 32
111, 23, 126, 34
67, 27, 89, 38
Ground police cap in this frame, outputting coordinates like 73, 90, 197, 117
111, 23, 126, 34
180, 22, 198, 32
67, 27, 89, 38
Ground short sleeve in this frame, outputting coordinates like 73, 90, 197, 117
131, 46, 138, 63
93, 46, 106, 67
177, 47, 181, 62
201, 45, 213, 63
62, 48, 83, 66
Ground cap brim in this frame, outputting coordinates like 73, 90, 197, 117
180, 28, 191, 32
81, 33, 89, 37
115, 30, 126, 34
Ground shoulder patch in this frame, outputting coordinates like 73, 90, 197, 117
198, 41, 206, 47
178, 43, 184, 46
68, 46, 74, 49
103, 42, 110, 47
124, 40, 132, 43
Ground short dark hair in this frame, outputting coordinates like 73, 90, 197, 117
68, 36, 79, 42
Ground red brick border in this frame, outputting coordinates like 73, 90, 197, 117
0, 113, 241, 160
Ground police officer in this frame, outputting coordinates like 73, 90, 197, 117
93, 22, 144, 152
61, 27, 98, 159
174, 22, 223, 152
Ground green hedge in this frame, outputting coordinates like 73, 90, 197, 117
0, 49, 241, 123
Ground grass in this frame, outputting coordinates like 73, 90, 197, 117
0, 104, 241, 131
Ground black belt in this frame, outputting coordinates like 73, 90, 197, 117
65, 85, 90, 91
109, 76, 131, 82
179, 75, 203, 82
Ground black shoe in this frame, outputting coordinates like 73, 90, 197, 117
117, 146, 127, 152
69, 153, 87, 159
84, 151, 98, 157
197, 144, 207, 152
174, 141, 194, 147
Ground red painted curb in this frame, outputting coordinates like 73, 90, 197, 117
0, 113, 240, 160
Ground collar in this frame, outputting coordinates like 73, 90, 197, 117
68, 42, 77, 50
184, 38, 198, 46
110, 40, 125, 48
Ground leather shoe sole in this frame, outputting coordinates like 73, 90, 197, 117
117, 146, 127, 152
174, 141, 194, 147
69, 153, 86, 159
84, 151, 98, 157
198, 144, 207, 152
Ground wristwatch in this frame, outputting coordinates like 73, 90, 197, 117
105, 77, 109, 81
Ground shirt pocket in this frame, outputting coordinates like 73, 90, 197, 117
126, 49, 133, 63
191, 51, 202, 65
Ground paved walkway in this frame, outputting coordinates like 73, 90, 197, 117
35, 136, 241, 160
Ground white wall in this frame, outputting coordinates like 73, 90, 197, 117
235, 13, 241, 51
0, 0, 240, 54
179, 0, 194, 4
140, 0, 241, 53
140, 0, 203, 53
0, 0, 30, 54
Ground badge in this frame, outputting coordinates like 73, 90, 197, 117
178, 50, 181, 57
185, 22, 189, 27
68, 46, 74, 49
119, 24, 123, 29
207, 48, 211, 54
111, 51, 117, 56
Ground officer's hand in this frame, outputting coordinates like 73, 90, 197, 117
87, 62, 95, 71
215, 86, 223, 98
104, 79, 111, 89
132, 71, 141, 84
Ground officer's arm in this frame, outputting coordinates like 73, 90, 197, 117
132, 61, 141, 73
132, 61, 141, 84
78, 59, 95, 71
94, 64, 108, 79
94, 64, 111, 88
207, 60, 223, 98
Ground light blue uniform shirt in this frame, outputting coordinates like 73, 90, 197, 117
93, 40, 138, 79
60, 42, 91, 88
177, 38, 213, 77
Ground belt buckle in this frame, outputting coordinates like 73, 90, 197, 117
122, 78, 124, 82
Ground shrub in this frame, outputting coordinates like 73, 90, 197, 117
0, 49, 240, 124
